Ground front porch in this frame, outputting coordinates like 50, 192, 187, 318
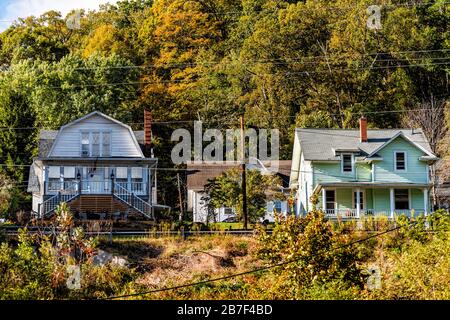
33, 160, 161, 219
315, 183, 431, 219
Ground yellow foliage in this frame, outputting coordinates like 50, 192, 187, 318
82, 24, 120, 58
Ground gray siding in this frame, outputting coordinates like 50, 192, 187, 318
49, 114, 142, 158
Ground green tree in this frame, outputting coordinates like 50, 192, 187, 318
205, 168, 284, 222
28, 53, 140, 128
0, 11, 72, 65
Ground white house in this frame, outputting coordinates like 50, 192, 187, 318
27, 111, 169, 220
187, 161, 292, 223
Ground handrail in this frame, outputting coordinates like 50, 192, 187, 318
113, 182, 154, 220
40, 181, 79, 217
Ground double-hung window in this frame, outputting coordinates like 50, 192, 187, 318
131, 167, 143, 192
394, 189, 409, 210
395, 151, 406, 171
341, 154, 353, 173
115, 167, 128, 189
80, 131, 111, 157
325, 190, 336, 211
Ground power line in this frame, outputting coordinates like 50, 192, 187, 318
103, 218, 422, 300
2, 49, 448, 72
1, 105, 448, 131
10, 60, 445, 90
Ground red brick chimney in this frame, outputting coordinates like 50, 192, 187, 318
359, 116, 368, 142
144, 109, 152, 152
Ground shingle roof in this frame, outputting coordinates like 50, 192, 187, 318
295, 128, 434, 161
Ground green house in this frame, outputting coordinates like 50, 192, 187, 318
289, 118, 439, 219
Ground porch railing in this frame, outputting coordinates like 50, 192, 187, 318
45, 180, 147, 195
39, 182, 79, 218
325, 209, 359, 218
113, 182, 153, 220
324, 209, 426, 219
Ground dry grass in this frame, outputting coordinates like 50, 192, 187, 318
99, 235, 262, 298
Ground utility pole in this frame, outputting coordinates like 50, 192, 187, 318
177, 172, 184, 222
240, 116, 248, 230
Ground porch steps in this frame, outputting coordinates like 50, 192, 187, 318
68, 195, 142, 219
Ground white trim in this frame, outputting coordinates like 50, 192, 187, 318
323, 188, 337, 211
322, 188, 326, 211
389, 188, 394, 218
394, 151, 407, 172
423, 188, 428, 215
352, 189, 366, 210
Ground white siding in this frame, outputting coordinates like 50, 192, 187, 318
49, 114, 142, 158
32, 194, 42, 213
297, 152, 313, 215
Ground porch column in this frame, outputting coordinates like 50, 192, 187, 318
423, 188, 428, 216
356, 188, 361, 218
322, 188, 327, 213
389, 188, 395, 219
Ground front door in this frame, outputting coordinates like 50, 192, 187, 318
82, 167, 110, 194
353, 190, 365, 210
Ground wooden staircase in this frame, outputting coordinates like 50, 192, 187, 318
36, 181, 155, 220
68, 195, 142, 218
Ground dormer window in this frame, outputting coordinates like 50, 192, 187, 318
80, 131, 111, 157
341, 154, 353, 173
395, 151, 407, 171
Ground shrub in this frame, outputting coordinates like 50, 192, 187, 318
257, 210, 363, 298
0, 203, 136, 299
368, 234, 450, 300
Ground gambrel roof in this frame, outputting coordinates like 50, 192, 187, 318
47, 111, 144, 158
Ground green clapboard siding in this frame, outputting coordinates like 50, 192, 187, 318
375, 136, 428, 183
373, 189, 390, 212
366, 189, 373, 209
411, 188, 425, 210
356, 163, 372, 182
337, 188, 352, 210
314, 162, 372, 185
317, 187, 427, 213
